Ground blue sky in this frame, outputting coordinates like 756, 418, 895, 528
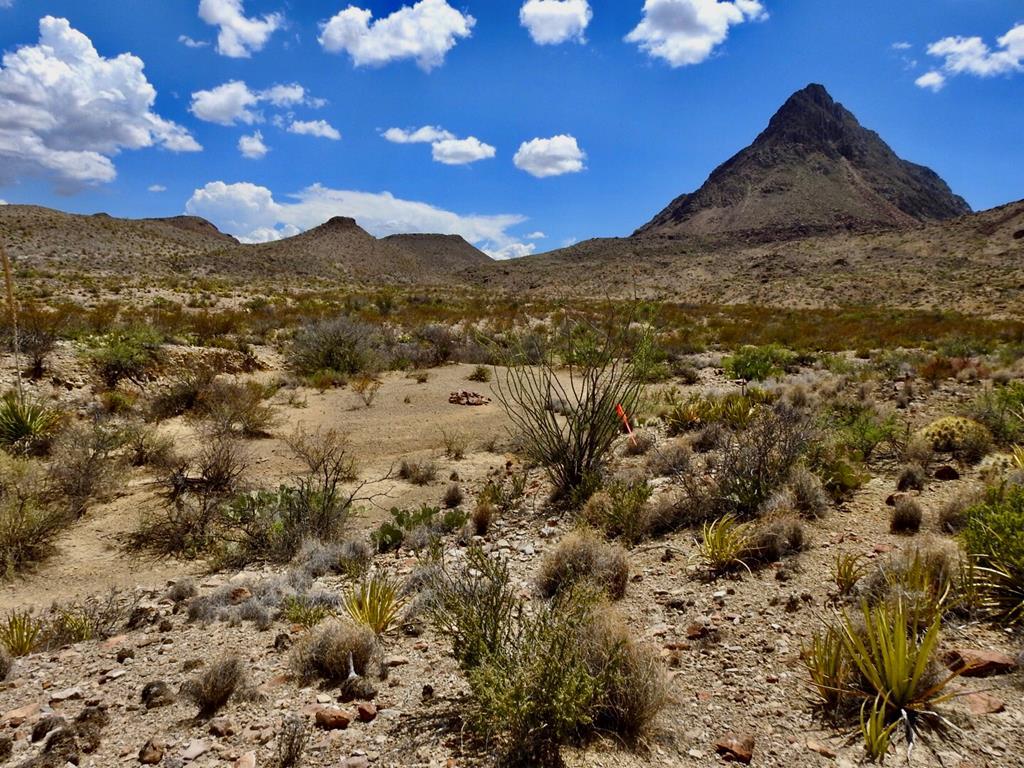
0, 1, 1021, 258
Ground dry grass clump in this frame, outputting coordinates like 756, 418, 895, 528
290, 620, 377, 682
623, 430, 656, 456
891, 496, 923, 534
645, 440, 691, 477
471, 500, 495, 535
896, 463, 927, 492
746, 514, 807, 564
181, 655, 248, 718
399, 459, 437, 485
442, 483, 464, 509
0, 645, 12, 680
537, 530, 629, 600
581, 479, 653, 544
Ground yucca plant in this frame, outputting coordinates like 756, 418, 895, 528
0, 392, 63, 455
697, 514, 752, 575
0, 609, 44, 656
962, 485, 1024, 626
343, 573, 406, 637
834, 552, 867, 598
1011, 444, 1024, 470
860, 696, 898, 763
838, 600, 958, 749
803, 624, 850, 716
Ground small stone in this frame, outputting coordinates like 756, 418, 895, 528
142, 681, 176, 709
209, 717, 235, 737
181, 738, 208, 760
235, 752, 257, 768
356, 702, 377, 723
49, 686, 84, 704
933, 465, 960, 481
32, 715, 67, 743
385, 656, 410, 668
807, 739, 837, 758
4, 701, 41, 726
714, 733, 755, 764
342, 758, 371, 768
965, 692, 1005, 715
315, 708, 351, 731
117, 648, 136, 663
139, 738, 166, 764
229, 587, 252, 604
316, 694, 332, 704
158, 618, 174, 633
944, 648, 1018, 677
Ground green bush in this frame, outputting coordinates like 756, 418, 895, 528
0, 456, 69, 578
581, 479, 653, 544
825, 399, 899, 463
88, 327, 163, 387
962, 485, 1024, 625
288, 316, 384, 378
965, 382, 1024, 445
370, 505, 466, 553
724, 345, 795, 382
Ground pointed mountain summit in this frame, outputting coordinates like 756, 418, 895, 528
636, 84, 971, 241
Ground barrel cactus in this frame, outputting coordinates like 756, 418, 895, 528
917, 417, 992, 462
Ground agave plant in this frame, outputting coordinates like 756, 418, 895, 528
697, 514, 752, 576
0, 609, 44, 656
0, 392, 62, 454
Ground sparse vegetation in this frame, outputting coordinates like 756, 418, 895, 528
181, 655, 248, 718
537, 529, 629, 600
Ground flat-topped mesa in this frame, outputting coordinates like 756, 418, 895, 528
636, 83, 971, 242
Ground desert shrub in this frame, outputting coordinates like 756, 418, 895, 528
288, 316, 384, 379
351, 374, 382, 407
493, 315, 645, 504
122, 423, 175, 468
645, 440, 691, 477
443, 484, 464, 509
0, 456, 69, 578
0, 645, 11, 680
0, 392, 63, 455
42, 592, 135, 647
48, 420, 125, 517
146, 365, 220, 421
896, 463, 927, 492
805, 440, 868, 501
296, 539, 372, 579
581, 479, 653, 544
964, 382, 1024, 445
861, 547, 957, 628
468, 365, 492, 383
281, 595, 334, 629
917, 417, 992, 463
4, 304, 65, 379
716, 404, 814, 518
371, 505, 466, 553
724, 345, 794, 381
200, 379, 278, 438
343, 573, 406, 636
276, 716, 308, 768
537, 530, 629, 600
691, 422, 726, 453
472, 500, 495, 535
901, 433, 935, 469
289, 620, 377, 682
89, 326, 163, 387
399, 458, 437, 485
744, 514, 806, 564
622, 429, 655, 456
962, 485, 1024, 625
787, 465, 831, 518
441, 430, 468, 460
181, 656, 247, 717
890, 496, 923, 534
479, 469, 528, 514
664, 390, 774, 435
166, 578, 197, 603
825, 399, 899, 463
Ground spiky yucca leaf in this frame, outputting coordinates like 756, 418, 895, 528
343, 573, 406, 636
697, 514, 752, 575
0, 392, 62, 454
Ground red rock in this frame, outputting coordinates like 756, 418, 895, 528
944, 649, 1018, 677
315, 708, 351, 731
807, 739, 837, 758
4, 702, 40, 726
139, 738, 166, 764
965, 692, 1005, 715
715, 733, 755, 764
229, 587, 252, 604
356, 702, 377, 723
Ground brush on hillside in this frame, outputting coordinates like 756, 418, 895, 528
0, 239, 23, 397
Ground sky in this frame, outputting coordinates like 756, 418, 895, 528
0, 0, 1021, 259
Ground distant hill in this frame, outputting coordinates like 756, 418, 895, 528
636, 84, 971, 241
381, 233, 492, 272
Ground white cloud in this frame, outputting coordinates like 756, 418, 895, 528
525, 231, 546, 239
288, 120, 341, 140
431, 137, 496, 165
190, 81, 319, 125
319, 0, 475, 71
0, 17, 200, 188
179, 35, 210, 48
921, 23, 1024, 89
198, 0, 282, 58
148, 184, 167, 193
186, 180, 531, 258
915, 71, 946, 92
190, 81, 260, 125
383, 125, 494, 165
0, 200, 7, 205
513, 135, 586, 178
382, 126, 455, 144
626, 0, 767, 67
0, 1, 12, 8
239, 130, 269, 159
891, 41, 912, 51
488, 242, 537, 260
520, 0, 592, 45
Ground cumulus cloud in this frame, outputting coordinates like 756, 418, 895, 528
319, 0, 475, 71
239, 131, 269, 158
0, 16, 200, 189
148, 184, 167, 193
626, 0, 767, 67
918, 23, 1024, 91
179, 35, 210, 48
915, 71, 946, 92
198, 0, 282, 58
190, 81, 319, 125
383, 125, 494, 165
520, 0, 592, 45
382, 126, 455, 144
513, 135, 586, 178
288, 120, 342, 140
0, 200, 8, 205
525, 231, 546, 239
185, 180, 532, 258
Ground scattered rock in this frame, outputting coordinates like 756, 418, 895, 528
315, 708, 351, 731
209, 717, 235, 737
142, 681, 176, 709
933, 465, 960, 481
342, 758, 371, 768
965, 692, 1006, 715
181, 738, 208, 760
807, 739, 837, 758
49, 686, 83, 704
4, 701, 41, 726
32, 714, 67, 743
235, 752, 257, 768
42, 727, 80, 764
229, 587, 252, 604
449, 390, 491, 406
356, 702, 377, 723
944, 649, 1018, 677
715, 733, 755, 764
117, 648, 136, 663
74, 706, 109, 753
